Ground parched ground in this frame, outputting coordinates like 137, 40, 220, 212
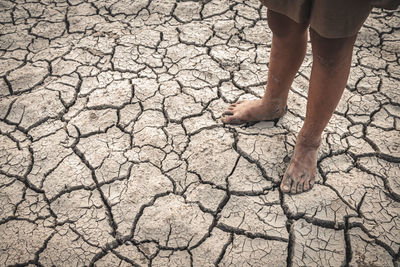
0, 0, 399, 266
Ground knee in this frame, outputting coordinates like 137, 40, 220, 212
267, 10, 308, 40
310, 29, 356, 69
313, 52, 341, 69
267, 10, 308, 39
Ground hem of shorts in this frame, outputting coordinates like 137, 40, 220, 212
266, 7, 363, 39
309, 26, 361, 39
266, 6, 308, 25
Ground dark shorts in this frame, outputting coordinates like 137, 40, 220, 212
259, 0, 396, 38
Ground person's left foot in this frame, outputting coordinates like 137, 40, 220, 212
221, 99, 286, 125
280, 135, 320, 194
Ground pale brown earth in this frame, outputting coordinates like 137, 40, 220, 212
0, 0, 399, 266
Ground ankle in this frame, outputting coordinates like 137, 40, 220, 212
296, 131, 322, 149
260, 97, 287, 113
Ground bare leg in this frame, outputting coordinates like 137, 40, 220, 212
222, 10, 309, 124
281, 29, 358, 194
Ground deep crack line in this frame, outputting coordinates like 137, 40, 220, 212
71, 145, 119, 238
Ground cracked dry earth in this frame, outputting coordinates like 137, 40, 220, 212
0, 0, 399, 266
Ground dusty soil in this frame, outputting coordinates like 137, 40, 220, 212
0, 0, 399, 266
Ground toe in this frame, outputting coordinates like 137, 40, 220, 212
290, 181, 298, 194
302, 174, 315, 192
296, 173, 307, 193
280, 174, 292, 193
230, 101, 242, 107
229, 118, 245, 124
296, 181, 304, 193
303, 180, 310, 191
308, 175, 315, 189
221, 115, 244, 125
222, 111, 234, 116
221, 115, 231, 123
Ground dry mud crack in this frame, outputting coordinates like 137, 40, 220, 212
0, 0, 399, 266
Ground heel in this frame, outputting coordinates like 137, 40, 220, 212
273, 105, 287, 126
273, 117, 280, 126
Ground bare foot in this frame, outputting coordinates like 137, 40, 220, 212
280, 135, 321, 194
221, 99, 286, 125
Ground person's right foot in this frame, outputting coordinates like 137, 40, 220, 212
221, 99, 287, 125
280, 134, 321, 194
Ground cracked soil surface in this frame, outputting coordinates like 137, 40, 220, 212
0, 0, 399, 266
